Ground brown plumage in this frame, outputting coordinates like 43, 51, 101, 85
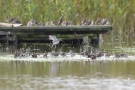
31, 53, 37, 58
80, 18, 87, 25
36, 21, 43, 26
95, 18, 103, 25
101, 19, 110, 25
87, 53, 96, 60
45, 22, 50, 26
60, 52, 66, 57
57, 16, 63, 26
87, 19, 94, 26
67, 21, 72, 26
27, 19, 43, 26
27, 19, 36, 26
81, 50, 89, 56
5, 16, 21, 24
51, 20, 57, 26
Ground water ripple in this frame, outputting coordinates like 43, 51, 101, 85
0, 75, 135, 90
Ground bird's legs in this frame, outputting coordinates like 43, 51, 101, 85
49, 44, 53, 51
53, 45, 56, 51
49, 44, 56, 51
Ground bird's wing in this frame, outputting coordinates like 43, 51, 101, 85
49, 35, 59, 41
53, 40, 59, 44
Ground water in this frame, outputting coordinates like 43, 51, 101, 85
0, 60, 135, 90
1, 34, 135, 90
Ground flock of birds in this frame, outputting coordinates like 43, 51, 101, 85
5, 16, 111, 60
14, 45, 128, 60
13, 35, 128, 60
5, 16, 110, 26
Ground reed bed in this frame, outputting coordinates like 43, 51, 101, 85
0, 0, 135, 42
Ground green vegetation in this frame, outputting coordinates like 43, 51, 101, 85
0, 0, 135, 40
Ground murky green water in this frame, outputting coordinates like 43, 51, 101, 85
0, 61, 135, 90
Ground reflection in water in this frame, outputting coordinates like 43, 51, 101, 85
50, 62, 60, 76
0, 75, 135, 90
0, 61, 135, 90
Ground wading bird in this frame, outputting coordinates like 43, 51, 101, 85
95, 18, 103, 25
87, 19, 94, 26
101, 18, 110, 25
69, 50, 75, 57
80, 18, 87, 26
27, 19, 43, 26
27, 19, 36, 26
49, 35, 60, 50
51, 20, 57, 26
5, 16, 21, 24
57, 16, 63, 26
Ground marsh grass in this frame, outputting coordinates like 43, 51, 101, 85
0, 0, 135, 44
